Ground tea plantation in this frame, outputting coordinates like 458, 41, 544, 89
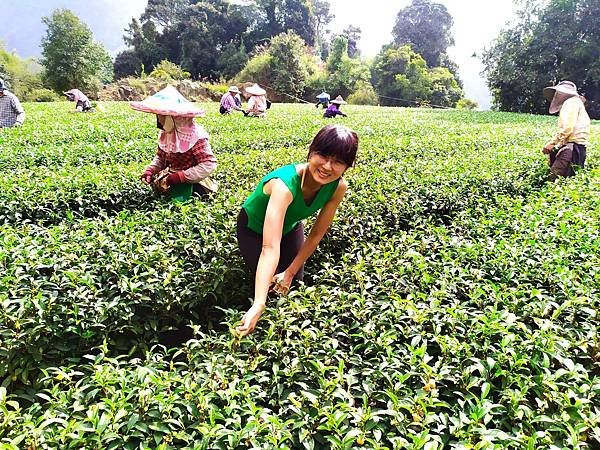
0, 102, 598, 449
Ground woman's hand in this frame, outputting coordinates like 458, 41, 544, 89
235, 302, 266, 336
271, 271, 293, 295
542, 145, 553, 154
140, 171, 153, 184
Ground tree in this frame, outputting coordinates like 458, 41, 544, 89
0, 43, 43, 99
235, 31, 315, 101
242, 0, 317, 47
371, 43, 463, 108
325, 36, 371, 99
340, 25, 361, 58
40, 9, 113, 94
482, 0, 600, 118
141, 0, 190, 28
268, 32, 310, 99
115, 18, 167, 78
314, 0, 334, 56
176, 0, 249, 79
392, 0, 454, 67
216, 41, 249, 80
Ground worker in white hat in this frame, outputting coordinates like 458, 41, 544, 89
541, 80, 590, 179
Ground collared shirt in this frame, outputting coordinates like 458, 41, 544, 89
220, 93, 238, 113
0, 91, 25, 127
545, 96, 590, 148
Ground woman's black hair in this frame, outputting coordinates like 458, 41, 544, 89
308, 124, 359, 167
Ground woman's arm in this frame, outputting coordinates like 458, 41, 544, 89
141, 149, 167, 183
280, 179, 348, 284
544, 99, 579, 150
236, 179, 293, 336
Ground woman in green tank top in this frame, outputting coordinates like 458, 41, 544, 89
236, 124, 359, 336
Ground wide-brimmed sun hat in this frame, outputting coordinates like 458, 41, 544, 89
316, 91, 330, 100
330, 95, 347, 105
130, 85, 205, 117
0, 79, 6, 90
543, 80, 579, 114
245, 83, 266, 96
228, 85, 240, 94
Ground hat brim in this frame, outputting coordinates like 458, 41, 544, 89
331, 100, 347, 105
246, 87, 266, 96
130, 100, 205, 117
543, 85, 578, 101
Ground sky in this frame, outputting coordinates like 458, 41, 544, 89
2, 0, 517, 109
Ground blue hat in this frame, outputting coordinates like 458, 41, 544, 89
0, 79, 6, 90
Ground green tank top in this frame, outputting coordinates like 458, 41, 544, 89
242, 164, 340, 235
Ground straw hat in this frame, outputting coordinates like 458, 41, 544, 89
245, 83, 266, 96
228, 85, 240, 94
330, 95, 347, 105
543, 81, 579, 114
316, 91, 330, 100
130, 85, 205, 117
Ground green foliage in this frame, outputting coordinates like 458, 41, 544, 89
392, 0, 455, 67
243, 0, 317, 47
116, 0, 320, 81
482, 0, 600, 118
428, 66, 462, 107
0, 102, 598, 449
0, 43, 43, 99
372, 44, 431, 106
372, 44, 463, 107
347, 80, 379, 105
216, 41, 249, 80
268, 31, 310, 100
456, 98, 479, 110
148, 60, 191, 81
127, 77, 150, 96
324, 36, 372, 99
115, 19, 166, 79
234, 52, 273, 87
24, 88, 61, 102
40, 9, 114, 96
235, 32, 316, 101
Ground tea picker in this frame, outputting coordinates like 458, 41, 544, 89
131, 86, 218, 202
541, 80, 590, 180
64, 89, 94, 112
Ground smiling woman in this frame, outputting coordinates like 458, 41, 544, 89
235, 124, 359, 336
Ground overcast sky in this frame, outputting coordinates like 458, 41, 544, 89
2, 0, 517, 109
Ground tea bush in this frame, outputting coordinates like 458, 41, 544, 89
0, 102, 598, 449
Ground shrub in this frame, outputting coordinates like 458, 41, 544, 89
456, 97, 479, 110
24, 88, 61, 102
149, 60, 191, 81
347, 80, 379, 105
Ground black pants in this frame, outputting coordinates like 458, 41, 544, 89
236, 209, 305, 281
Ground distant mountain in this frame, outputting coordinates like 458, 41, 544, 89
2, 0, 147, 59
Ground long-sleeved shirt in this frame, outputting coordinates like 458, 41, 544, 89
0, 91, 25, 127
545, 96, 590, 148
323, 104, 345, 118
220, 92, 240, 113
146, 138, 217, 183
246, 95, 267, 116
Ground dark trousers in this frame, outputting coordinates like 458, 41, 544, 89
236, 209, 305, 281
549, 143, 587, 180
